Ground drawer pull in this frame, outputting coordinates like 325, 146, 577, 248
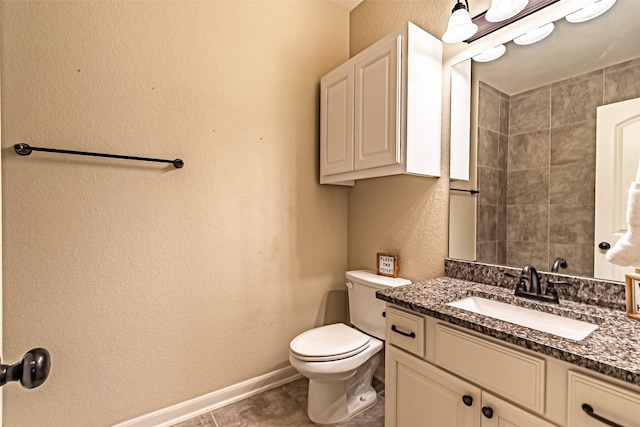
582, 404, 624, 427
481, 406, 494, 419
462, 395, 473, 406
391, 325, 416, 338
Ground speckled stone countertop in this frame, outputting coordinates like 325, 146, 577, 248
376, 260, 640, 387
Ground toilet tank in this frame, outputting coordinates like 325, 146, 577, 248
346, 270, 411, 340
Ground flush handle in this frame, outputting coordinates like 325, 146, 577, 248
0, 348, 51, 389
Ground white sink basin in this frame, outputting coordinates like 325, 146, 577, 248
447, 296, 599, 341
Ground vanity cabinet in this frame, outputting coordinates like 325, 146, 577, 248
567, 371, 640, 427
319, 22, 442, 185
386, 344, 480, 427
384, 304, 640, 427
386, 345, 555, 427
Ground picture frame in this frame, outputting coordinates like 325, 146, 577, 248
624, 271, 640, 321
377, 253, 398, 278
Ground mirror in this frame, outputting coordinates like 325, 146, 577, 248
450, 0, 640, 280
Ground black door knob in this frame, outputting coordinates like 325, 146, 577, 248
598, 242, 611, 250
462, 395, 473, 406
481, 406, 494, 419
0, 348, 51, 389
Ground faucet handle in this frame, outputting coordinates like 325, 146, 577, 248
545, 279, 571, 302
547, 279, 571, 287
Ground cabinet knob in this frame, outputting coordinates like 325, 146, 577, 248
462, 395, 473, 406
598, 242, 611, 250
481, 406, 494, 419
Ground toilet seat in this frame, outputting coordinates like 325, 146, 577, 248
290, 323, 371, 362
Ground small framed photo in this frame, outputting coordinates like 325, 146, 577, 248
624, 272, 640, 321
377, 253, 398, 278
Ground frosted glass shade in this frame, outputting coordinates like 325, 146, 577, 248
472, 44, 506, 62
513, 22, 555, 45
442, 8, 478, 43
486, 0, 529, 22
566, 0, 616, 23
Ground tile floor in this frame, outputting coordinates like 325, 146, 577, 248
171, 377, 385, 427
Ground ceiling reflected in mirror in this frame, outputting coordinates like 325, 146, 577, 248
473, 0, 636, 95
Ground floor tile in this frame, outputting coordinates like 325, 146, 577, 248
175, 377, 385, 427
171, 412, 217, 427
212, 386, 313, 427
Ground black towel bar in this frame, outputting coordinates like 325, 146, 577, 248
450, 188, 479, 194
14, 143, 184, 169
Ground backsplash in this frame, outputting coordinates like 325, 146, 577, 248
445, 258, 626, 311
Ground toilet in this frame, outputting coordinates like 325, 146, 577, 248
289, 270, 411, 424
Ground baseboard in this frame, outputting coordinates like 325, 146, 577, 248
113, 366, 301, 427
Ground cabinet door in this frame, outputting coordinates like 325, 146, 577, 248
568, 371, 640, 427
353, 34, 401, 171
480, 392, 558, 427
386, 345, 480, 427
320, 61, 354, 176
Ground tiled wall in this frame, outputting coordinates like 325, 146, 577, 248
476, 57, 640, 276
476, 82, 508, 265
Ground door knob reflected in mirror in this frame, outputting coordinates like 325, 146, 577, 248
0, 348, 51, 389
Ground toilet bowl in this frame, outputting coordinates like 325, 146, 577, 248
289, 270, 410, 424
289, 323, 383, 424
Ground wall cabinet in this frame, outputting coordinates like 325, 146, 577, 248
385, 304, 640, 427
320, 22, 442, 185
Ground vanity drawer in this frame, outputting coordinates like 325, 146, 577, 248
435, 324, 545, 414
386, 306, 425, 358
567, 371, 640, 427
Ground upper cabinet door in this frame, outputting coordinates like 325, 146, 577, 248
353, 35, 401, 171
320, 61, 354, 176
319, 22, 442, 185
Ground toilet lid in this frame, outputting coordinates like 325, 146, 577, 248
290, 323, 370, 361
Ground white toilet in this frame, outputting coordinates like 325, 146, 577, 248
289, 270, 410, 424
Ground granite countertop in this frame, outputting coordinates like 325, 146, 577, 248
376, 276, 640, 387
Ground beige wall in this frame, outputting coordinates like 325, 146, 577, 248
1, 1, 350, 425
347, 0, 482, 281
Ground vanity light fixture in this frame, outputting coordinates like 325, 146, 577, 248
472, 44, 507, 62
565, 0, 616, 23
467, 0, 559, 43
485, 0, 529, 22
442, 0, 479, 43
513, 22, 555, 45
